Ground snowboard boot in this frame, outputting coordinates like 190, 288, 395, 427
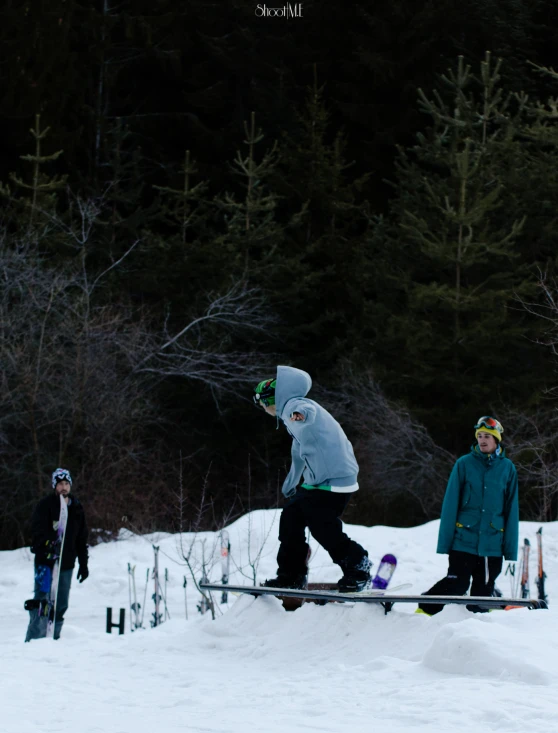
261, 573, 308, 590
414, 607, 432, 616
337, 555, 372, 593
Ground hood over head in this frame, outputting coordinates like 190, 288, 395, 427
275, 366, 312, 415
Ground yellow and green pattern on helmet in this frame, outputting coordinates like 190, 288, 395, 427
474, 416, 504, 442
253, 379, 276, 407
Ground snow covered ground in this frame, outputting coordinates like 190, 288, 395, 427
1, 511, 557, 733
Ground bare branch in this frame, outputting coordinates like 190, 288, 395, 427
319, 366, 455, 520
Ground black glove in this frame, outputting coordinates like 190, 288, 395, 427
77, 565, 89, 583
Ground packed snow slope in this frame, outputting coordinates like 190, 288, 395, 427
1, 511, 557, 733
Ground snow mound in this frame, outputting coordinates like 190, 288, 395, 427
421, 617, 553, 685
2, 512, 558, 733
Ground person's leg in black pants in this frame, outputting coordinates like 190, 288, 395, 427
418, 550, 477, 615
303, 491, 366, 570
276, 490, 367, 581
276, 492, 311, 580
467, 556, 503, 613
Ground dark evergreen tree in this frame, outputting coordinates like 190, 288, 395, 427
0, 114, 67, 242
213, 111, 283, 273
141, 148, 219, 303
271, 75, 370, 376
369, 54, 546, 446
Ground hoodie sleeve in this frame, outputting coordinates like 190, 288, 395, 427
503, 464, 519, 562
286, 399, 317, 425
436, 461, 462, 554
281, 439, 305, 498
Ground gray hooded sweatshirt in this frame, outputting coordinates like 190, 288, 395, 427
276, 366, 359, 497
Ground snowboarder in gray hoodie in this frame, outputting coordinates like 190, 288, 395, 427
253, 366, 371, 592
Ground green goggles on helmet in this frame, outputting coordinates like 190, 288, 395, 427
253, 379, 276, 408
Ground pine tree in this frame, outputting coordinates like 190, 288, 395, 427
140, 148, 219, 302
372, 53, 543, 442
154, 150, 209, 248
521, 61, 558, 272
271, 72, 370, 373
0, 114, 67, 234
213, 111, 283, 273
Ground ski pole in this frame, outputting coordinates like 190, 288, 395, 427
127, 563, 134, 632
504, 562, 516, 598
220, 530, 230, 604
164, 568, 170, 620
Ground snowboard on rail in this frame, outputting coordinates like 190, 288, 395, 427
199, 582, 547, 614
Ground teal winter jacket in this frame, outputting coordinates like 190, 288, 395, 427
436, 446, 519, 561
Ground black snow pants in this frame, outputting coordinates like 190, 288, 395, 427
418, 550, 503, 615
277, 489, 367, 577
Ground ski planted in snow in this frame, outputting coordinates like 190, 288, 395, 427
520, 538, 530, 599
220, 530, 230, 604
536, 527, 548, 604
151, 545, 162, 627
127, 563, 146, 631
150, 545, 170, 626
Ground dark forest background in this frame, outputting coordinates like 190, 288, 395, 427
2, 0, 558, 549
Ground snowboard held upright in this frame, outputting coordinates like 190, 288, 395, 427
46, 496, 69, 638
24, 495, 69, 640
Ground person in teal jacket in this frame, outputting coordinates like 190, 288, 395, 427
418, 416, 519, 615
253, 366, 371, 592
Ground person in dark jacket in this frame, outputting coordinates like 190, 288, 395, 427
25, 468, 89, 641
417, 416, 519, 616
253, 366, 371, 592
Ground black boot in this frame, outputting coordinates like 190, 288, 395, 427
262, 574, 308, 590
337, 555, 372, 593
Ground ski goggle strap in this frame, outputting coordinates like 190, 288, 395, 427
253, 379, 276, 407
51, 468, 72, 488
474, 416, 504, 435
